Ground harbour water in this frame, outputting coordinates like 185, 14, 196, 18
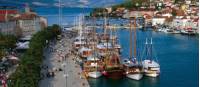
89, 29, 199, 87
36, 7, 199, 87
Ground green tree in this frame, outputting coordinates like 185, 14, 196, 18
0, 34, 17, 49
0, 49, 6, 60
52, 24, 61, 36
9, 24, 61, 87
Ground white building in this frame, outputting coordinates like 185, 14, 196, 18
0, 4, 47, 37
185, 0, 191, 5
39, 17, 48, 29
14, 3, 46, 37
162, 13, 172, 17
0, 15, 17, 35
16, 13, 42, 37
0, 10, 18, 35
152, 17, 166, 26
172, 17, 198, 29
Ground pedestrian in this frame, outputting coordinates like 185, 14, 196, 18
53, 67, 55, 71
46, 65, 49, 69
41, 73, 44, 79
46, 72, 50, 78
49, 72, 51, 77
52, 72, 55, 77
59, 68, 62, 71
43, 56, 46, 60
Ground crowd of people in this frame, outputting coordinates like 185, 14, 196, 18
39, 31, 75, 81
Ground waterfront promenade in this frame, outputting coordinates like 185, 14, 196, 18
39, 31, 90, 87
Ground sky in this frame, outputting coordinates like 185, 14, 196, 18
0, 0, 125, 8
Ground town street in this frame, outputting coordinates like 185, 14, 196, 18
39, 31, 90, 87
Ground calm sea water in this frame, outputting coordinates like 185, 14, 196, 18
90, 29, 199, 87
36, 7, 199, 87
35, 7, 93, 25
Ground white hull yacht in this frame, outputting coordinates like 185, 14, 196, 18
142, 38, 160, 77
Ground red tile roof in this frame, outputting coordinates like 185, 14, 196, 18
0, 10, 18, 14
163, 0, 172, 2
193, 18, 199, 22
0, 15, 6, 22
143, 14, 152, 19
176, 10, 185, 16
130, 8, 155, 11
162, 9, 172, 14
15, 13, 38, 20
0, 12, 39, 22
0, 15, 16, 22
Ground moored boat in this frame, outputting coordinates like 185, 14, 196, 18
79, 47, 92, 58
142, 60, 160, 77
180, 29, 196, 35
123, 17, 143, 80
83, 55, 104, 78
142, 38, 160, 77
123, 59, 143, 80
83, 16, 103, 79
97, 42, 121, 57
73, 39, 86, 49
103, 53, 124, 79
88, 71, 102, 78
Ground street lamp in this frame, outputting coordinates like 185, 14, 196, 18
61, 63, 66, 67
136, 3, 139, 10
136, 3, 139, 7
63, 73, 68, 87
62, 62, 68, 87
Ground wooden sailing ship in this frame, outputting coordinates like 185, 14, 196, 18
123, 17, 143, 80
102, 52, 124, 79
102, 20, 124, 79
83, 15, 104, 78
83, 55, 104, 78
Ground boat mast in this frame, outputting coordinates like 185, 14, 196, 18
150, 38, 153, 61
129, 18, 133, 60
92, 14, 96, 51
104, 10, 108, 67
59, 0, 62, 28
92, 14, 98, 70
104, 11, 107, 35
79, 15, 83, 47
103, 0, 107, 36
145, 38, 148, 59
112, 25, 117, 65
104, 4, 110, 66
133, 17, 137, 62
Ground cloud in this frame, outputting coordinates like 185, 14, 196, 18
76, 4, 89, 8
79, 0, 89, 4
53, 0, 89, 8
53, 3, 65, 7
1, 0, 124, 8
89, 0, 124, 7
32, 2, 49, 6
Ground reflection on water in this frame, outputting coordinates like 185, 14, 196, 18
144, 77, 160, 87
88, 76, 160, 87
126, 77, 160, 87
88, 77, 126, 87
127, 79, 141, 87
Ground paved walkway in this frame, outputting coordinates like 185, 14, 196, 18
39, 32, 90, 87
